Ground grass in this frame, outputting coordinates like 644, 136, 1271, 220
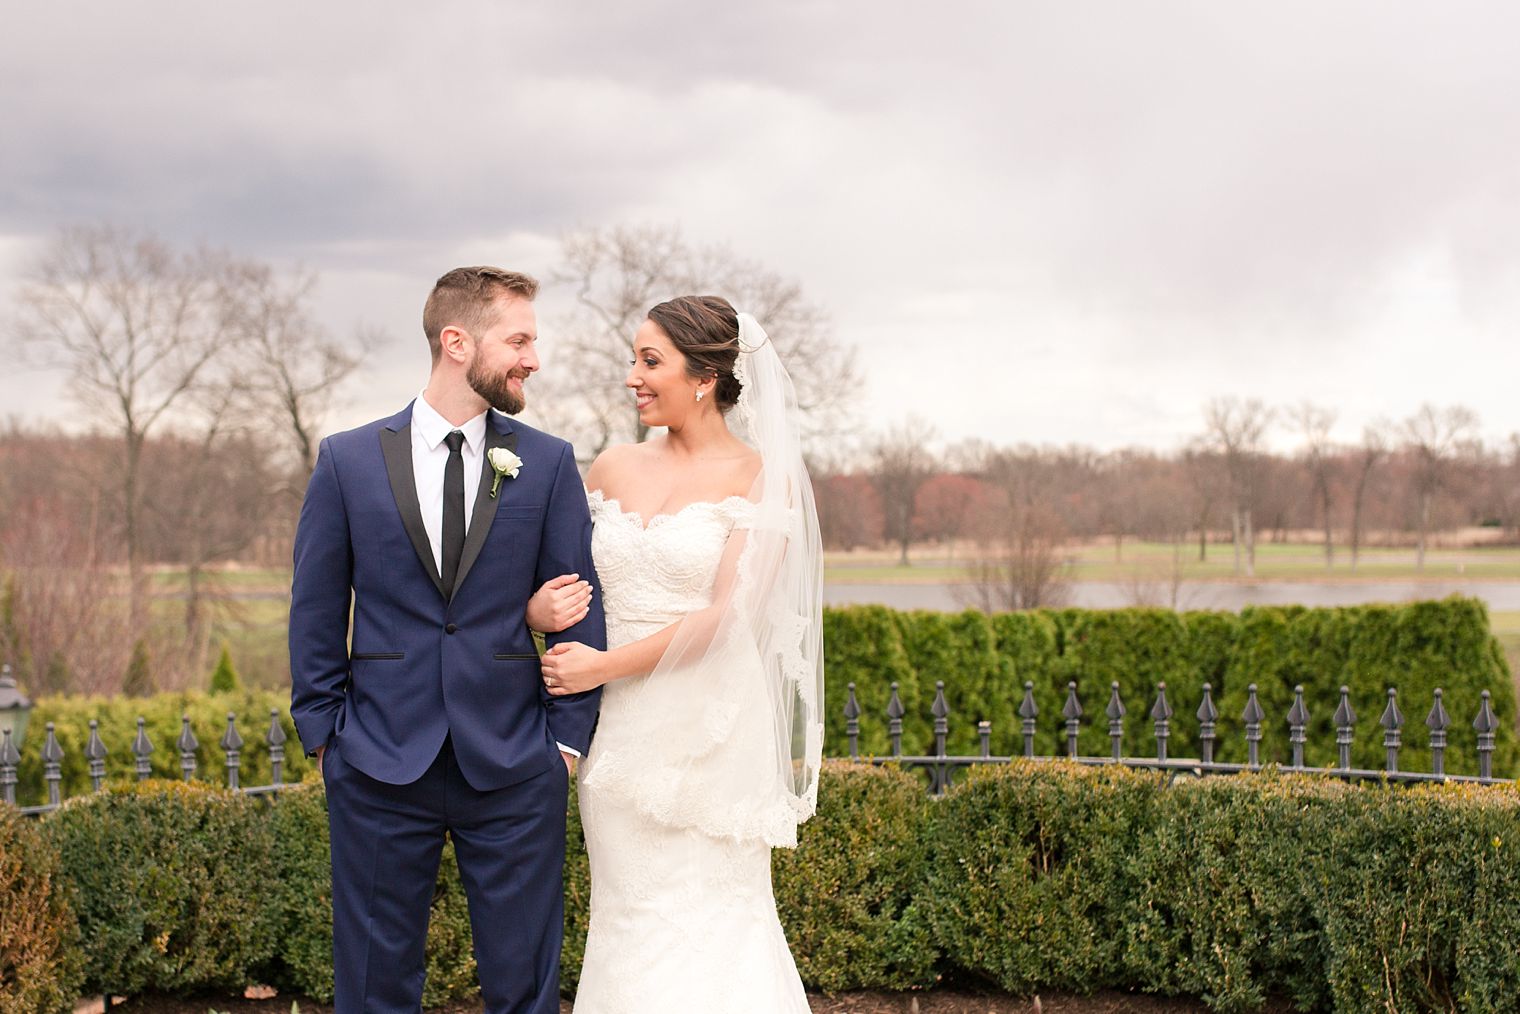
825, 540, 1520, 584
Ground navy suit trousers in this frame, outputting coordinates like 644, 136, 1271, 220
324, 736, 569, 1014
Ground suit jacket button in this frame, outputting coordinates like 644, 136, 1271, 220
445, 623, 458, 634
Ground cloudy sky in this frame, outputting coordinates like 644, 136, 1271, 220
2, 1, 1518, 453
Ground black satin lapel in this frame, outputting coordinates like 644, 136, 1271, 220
453, 424, 519, 599
380, 425, 446, 599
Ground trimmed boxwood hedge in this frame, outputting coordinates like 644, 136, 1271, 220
7, 762, 1520, 1010
43, 780, 280, 998
0, 803, 82, 1014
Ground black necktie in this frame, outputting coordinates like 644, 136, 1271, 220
441, 430, 466, 598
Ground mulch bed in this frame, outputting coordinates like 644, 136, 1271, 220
87, 987, 1297, 1013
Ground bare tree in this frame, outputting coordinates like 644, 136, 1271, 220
543, 224, 858, 456
1401, 403, 1480, 570
1202, 397, 1273, 577
958, 448, 1071, 610
12, 226, 233, 629
226, 262, 366, 477
1181, 443, 1225, 562
142, 379, 281, 684
1293, 402, 1338, 568
1349, 423, 1389, 570
869, 420, 937, 566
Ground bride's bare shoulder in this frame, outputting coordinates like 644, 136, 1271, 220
585, 442, 652, 498
721, 445, 763, 499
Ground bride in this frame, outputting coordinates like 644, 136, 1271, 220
531, 295, 824, 1011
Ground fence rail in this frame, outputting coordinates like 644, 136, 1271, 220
1, 708, 290, 814
841, 679, 1507, 794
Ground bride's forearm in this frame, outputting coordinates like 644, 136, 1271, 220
604, 604, 724, 682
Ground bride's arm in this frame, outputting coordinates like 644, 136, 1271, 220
542, 519, 776, 694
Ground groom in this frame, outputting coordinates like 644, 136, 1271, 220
289, 266, 605, 1014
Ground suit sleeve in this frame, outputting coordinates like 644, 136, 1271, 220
288, 437, 354, 756
538, 441, 606, 754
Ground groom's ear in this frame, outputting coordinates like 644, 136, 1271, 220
438, 324, 471, 364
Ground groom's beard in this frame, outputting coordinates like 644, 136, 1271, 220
468, 361, 528, 415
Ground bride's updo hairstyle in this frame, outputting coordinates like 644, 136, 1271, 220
647, 295, 743, 412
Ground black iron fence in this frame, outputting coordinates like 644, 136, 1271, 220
1, 677, 1509, 811
841, 679, 1508, 794
0, 709, 290, 814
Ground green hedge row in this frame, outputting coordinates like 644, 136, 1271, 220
925, 763, 1520, 1013
11, 597, 1508, 805
824, 597, 1518, 777
8, 764, 1520, 1012
12, 690, 310, 804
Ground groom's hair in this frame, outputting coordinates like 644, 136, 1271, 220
424, 267, 539, 363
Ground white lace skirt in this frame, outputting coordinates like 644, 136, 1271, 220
572, 774, 810, 1013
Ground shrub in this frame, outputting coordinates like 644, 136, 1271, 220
43, 780, 279, 996
1310, 781, 1520, 1012
1123, 774, 1347, 1012
920, 761, 1163, 993
208, 643, 241, 694
0, 804, 83, 1014
773, 762, 937, 991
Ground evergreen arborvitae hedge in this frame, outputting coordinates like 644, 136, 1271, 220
11, 596, 1507, 807
14, 690, 309, 804
825, 596, 1517, 778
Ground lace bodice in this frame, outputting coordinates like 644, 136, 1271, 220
587, 489, 755, 647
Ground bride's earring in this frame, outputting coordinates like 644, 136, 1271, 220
696, 390, 705, 402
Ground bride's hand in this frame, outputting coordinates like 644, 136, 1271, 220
542, 642, 608, 695
526, 574, 593, 634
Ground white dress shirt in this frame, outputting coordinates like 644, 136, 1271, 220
410, 392, 489, 576
410, 393, 579, 759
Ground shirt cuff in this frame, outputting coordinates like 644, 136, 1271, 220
556, 742, 581, 758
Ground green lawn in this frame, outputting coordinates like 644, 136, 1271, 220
825, 541, 1520, 584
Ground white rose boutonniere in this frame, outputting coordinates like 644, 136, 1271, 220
487, 447, 523, 499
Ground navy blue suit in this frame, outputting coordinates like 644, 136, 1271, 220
289, 403, 604, 1013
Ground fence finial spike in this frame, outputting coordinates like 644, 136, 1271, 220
843, 683, 861, 720
1426, 688, 1450, 732
1105, 682, 1125, 721
1379, 688, 1404, 730
931, 681, 950, 720
1196, 683, 1218, 724
1333, 685, 1356, 728
1287, 685, 1309, 727
220, 713, 244, 752
1241, 684, 1265, 725
1150, 682, 1174, 722
1474, 690, 1498, 734
1018, 682, 1039, 720
1062, 681, 1082, 721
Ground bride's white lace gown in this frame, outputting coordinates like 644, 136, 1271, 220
571, 490, 810, 1013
